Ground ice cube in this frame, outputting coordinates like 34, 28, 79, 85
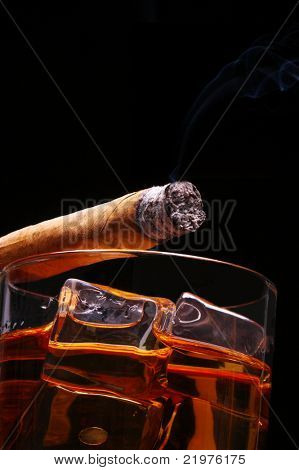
51, 278, 171, 349
43, 279, 174, 398
155, 292, 266, 358
60, 279, 146, 326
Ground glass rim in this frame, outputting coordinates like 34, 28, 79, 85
1, 249, 277, 293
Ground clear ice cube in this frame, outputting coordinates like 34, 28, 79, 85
60, 279, 146, 326
51, 278, 175, 351
43, 279, 174, 398
154, 292, 266, 358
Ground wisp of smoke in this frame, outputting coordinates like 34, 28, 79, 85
170, 29, 299, 181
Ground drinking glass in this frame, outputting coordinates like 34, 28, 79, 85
0, 250, 276, 450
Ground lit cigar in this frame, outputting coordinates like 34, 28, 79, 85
0, 181, 205, 278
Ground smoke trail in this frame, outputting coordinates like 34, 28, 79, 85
170, 29, 299, 181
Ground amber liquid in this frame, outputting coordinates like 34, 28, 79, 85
0, 324, 271, 450
166, 351, 270, 449
42, 341, 170, 400
0, 324, 171, 449
0, 325, 51, 447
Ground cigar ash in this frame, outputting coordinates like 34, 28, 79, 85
136, 181, 206, 241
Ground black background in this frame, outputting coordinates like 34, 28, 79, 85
0, 1, 298, 449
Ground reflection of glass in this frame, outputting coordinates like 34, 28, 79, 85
0, 250, 276, 450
